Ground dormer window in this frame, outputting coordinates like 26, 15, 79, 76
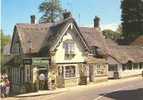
14, 42, 20, 54
91, 46, 106, 58
63, 39, 75, 59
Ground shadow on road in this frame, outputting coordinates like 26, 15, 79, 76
100, 88, 143, 100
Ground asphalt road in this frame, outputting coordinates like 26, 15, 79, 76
3, 77, 143, 100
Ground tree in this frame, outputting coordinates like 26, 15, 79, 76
1, 30, 11, 53
116, 24, 123, 33
39, 0, 63, 23
121, 0, 143, 38
102, 29, 122, 41
0, 30, 11, 70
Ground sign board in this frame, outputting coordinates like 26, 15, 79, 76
23, 57, 49, 67
32, 59, 49, 66
23, 58, 32, 65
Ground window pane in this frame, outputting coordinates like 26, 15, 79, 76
65, 66, 75, 78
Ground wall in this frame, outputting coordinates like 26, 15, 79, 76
89, 63, 108, 82
56, 64, 80, 88
119, 66, 143, 78
53, 32, 85, 64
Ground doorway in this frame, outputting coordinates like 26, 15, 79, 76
38, 69, 48, 90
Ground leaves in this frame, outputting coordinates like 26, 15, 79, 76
1, 30, 11, 53
121, 0, 143, 38
102, 29, 122, 41
0, 30, 11, 70
39, 0, 63, 23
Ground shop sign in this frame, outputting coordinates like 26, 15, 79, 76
32, 58, 49, 66
23, 58, 32, 65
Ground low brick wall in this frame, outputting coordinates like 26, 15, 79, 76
93, 76, 108, 83
64, 77, 79, 87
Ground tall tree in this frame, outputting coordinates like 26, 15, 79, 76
121, 0, 143, 38
39, 0, 63, 23
1, 30, 11, 53
0, 30, 11, 69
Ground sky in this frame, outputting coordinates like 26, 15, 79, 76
1, 0, 121, 36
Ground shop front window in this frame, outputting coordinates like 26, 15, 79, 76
95, 64, 106, 76
65, 66, 76, 78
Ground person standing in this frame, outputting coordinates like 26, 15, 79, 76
0, 78, 6, 98
39, 73, 45, 89
4, 78, 10, 97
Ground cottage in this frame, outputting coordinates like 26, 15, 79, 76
9, 12, 108, 93
106, 39, 143, 79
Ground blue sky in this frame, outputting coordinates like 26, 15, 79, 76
2, 0, 121, 36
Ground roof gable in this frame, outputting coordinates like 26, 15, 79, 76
12, 23, 53, 54
80, 27, 108, 53
40, 18, 90, 54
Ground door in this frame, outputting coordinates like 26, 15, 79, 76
108, 64, 118, 78
38, 68, 48, 90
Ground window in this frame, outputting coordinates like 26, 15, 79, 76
139, 63, 143, 69
127, 62, 132, 70
109, 64, 118, 71
95, 64, 106, 76
122, 64, 127, 71
25, 65, 31, 82
14, 42, 20, 54
58, 66, 63, 76
133, 63, 138, 69
63, 40, 75, 59
65, 66, 76, 78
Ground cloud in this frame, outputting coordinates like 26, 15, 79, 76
101, 23, 119, 31
80, 23, 120, 31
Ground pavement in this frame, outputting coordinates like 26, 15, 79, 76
15, 76, 141, 97
1, 75, 143, 100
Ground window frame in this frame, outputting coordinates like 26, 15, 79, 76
63, 39, 75, 59
64, 65, 76, 78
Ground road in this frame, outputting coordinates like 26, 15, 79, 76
3, 77, 143, 100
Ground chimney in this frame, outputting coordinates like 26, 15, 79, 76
30, 15, 36, 24
94, 16, 100, 28
63, 10, 72, 19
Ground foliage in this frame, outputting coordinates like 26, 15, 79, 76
39, 0, 63, 23
121, 0, 143, 38
102, 29, 122, 41
0, 30, 11, 70
1, 30, 11, 53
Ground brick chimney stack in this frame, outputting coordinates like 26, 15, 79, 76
63, 10, 72, 19
31, 15, 36, 24
94, 16, 100, 28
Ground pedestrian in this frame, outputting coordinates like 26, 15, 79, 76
4, 78, 10, 97
0, 78, 6, 98
39, 73, 45, 89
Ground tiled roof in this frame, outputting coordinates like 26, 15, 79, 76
106, 39, 143, 63
14, 17, 106, 54
130, 35, 143, 46
13, 18, 143, 64
79, 27, 107, 52
15, 23, 53, 54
